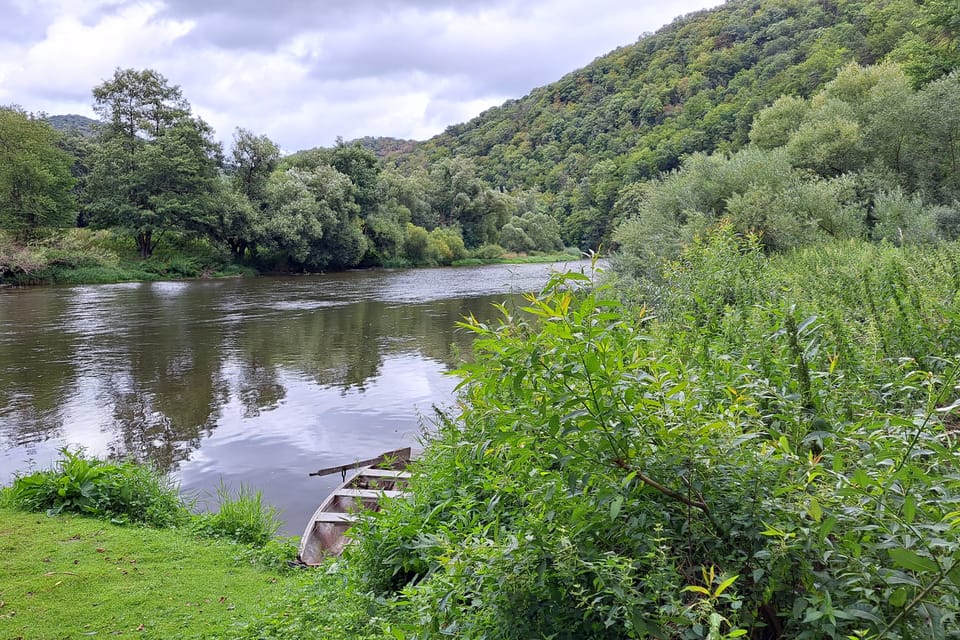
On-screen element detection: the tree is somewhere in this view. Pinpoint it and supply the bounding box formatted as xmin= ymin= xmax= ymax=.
xmin=209 ymin=182 xmax=260 ymax=260
xmin=230 ymin=128 xmax=280 ymax=208
xmin=260 ymin=165 xmax=364 ymax=270
xmin=215 ymin=128 xmax=281 ymax=259
xmin=86 ymin=68 xmax=221 ymax=258
xmin=330 ymin=142 xmax=380 ymax=216
xmin=0 ymin=107 xmax=76 ymax=237
xmin=910 ymin=71 xmax=960 ymax=201
xmin=499 ymin=211 xmax=564 ymax=253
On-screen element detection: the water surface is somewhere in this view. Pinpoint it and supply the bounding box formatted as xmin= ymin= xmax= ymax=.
xmin=0 ymin=261 xmax=590 ymax=533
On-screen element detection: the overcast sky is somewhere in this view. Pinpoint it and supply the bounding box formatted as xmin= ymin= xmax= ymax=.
xmin=0 ymin=0 xmax=723 ymax=152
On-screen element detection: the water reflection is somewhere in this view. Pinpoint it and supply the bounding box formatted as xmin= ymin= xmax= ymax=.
xmin=0 ymin=261 xmax=589 ymax=531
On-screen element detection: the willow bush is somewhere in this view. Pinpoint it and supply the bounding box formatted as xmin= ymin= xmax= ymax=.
xmin=350 ymin=233 xmax=960 ymax=639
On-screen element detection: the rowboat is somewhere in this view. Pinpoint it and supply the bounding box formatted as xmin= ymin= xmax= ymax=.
xmin=297 ymin=447 xmax=412 ymax=565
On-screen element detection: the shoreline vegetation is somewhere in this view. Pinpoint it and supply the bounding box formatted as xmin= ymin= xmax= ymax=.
xmin=0 ymin=228 xmax=582 ymax=288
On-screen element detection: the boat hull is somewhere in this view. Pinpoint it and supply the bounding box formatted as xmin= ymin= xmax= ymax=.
xmin=297 ymin=449 xmax=412 ymax=565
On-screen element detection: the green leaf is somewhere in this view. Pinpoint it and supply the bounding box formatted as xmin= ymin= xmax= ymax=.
xmin=714 ymin=574 xmax=739 ymax=598
xmin=903 ymin=494 xmax=916 ymax=524
xmin=947 ymin=560 xmax=960 ymax=587
xmin=584 ymin=352 xmax=601 ymax=374
xmin=852 ymin=469 xmax=871 ymax=487
xmin=888 ymin=587 xmax=908 ymax=607
xmin=609 ymin=495 xmax=623 ymax=520
xmin=888 ymin=548 xmax=939 ymax=573
xmin=818 ymin=516 xmax=837 ymax=541
xmin=807 ymin=497 xmax=822 ymax=522
xmin=797 ymin=315 xmax=819 ymax=334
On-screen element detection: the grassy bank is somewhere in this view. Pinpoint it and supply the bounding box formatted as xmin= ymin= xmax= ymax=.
xmin=452 ymin=249 xmax=583 ymax=267
xmin=0 ymin=506 xmax=309 ymax=639
xmin=0 ymin=229 xmax=253 ymax=287
xmin=0 ymin=229 xmax=581 ymax=287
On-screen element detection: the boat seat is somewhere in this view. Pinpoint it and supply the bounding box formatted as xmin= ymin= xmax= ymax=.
xmin=356 ymin=469 xmax=412 ymax=478
xmin=311 ymin=512 xmax=357 ymax=523
xmin=334 ymin=488 xmax=407 ymax=499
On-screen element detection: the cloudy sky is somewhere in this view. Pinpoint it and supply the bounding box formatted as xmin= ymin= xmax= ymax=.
xmin=0 ymin=0 xmax=723 ymax=152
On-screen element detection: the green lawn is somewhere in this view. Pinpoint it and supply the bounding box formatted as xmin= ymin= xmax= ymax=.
xmin=0 ymin=508 xmax=308 ymax=640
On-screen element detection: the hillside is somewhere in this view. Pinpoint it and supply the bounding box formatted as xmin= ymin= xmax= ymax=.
xmin=351 ymin=135 xmax=419 ymax=158
xmin=389 ymin=0 xmax=959 ymax=247
xmin=46 ymin=113 xmax=100 ymax=136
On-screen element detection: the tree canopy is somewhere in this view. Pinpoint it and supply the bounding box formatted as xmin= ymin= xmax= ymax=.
xmin=85 ymin=68 xmax=221 ymax=258
xmin=0 ymin=107 xmax=76 ymax=237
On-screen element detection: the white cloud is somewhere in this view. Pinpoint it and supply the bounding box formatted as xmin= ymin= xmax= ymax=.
xmin=0 ymin=0 xmax=723 ymax=150
xmin=0 ymin=2 xmax=193 ymax=109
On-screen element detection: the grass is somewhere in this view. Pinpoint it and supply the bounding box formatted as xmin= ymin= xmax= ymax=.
xmin=191 ymin=483 xmax=281 ymax=546
xmin=452 ymin=250 xmax=583 ymax=266
xmin=0 ymin=506 xmax=309 ymax=640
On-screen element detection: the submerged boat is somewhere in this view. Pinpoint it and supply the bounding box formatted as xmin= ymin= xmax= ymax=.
xmin=297 ymin=447 xmax=413 ymax=565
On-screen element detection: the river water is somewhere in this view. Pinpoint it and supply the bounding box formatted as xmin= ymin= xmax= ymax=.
xmin=0 ymin=261 xmax=591 ymax=534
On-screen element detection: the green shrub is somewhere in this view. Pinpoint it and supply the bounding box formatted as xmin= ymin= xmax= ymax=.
xmin=351 ymin=244 xmax=960 ymax=639
xmin=428 ymin=226 xmax=468 ymax=265
xmin=192 ymin=482 xmax=281 ymax=547
xmin=236 ymin=536 xmax=300 ymax=571
xmin=10 ymin=448 xmax=188 ymax=527
xmin=470 ymin=243 xmax=506 ymax=259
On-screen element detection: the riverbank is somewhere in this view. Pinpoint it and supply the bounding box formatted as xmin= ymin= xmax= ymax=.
xmin=0 ymin=229 xmax=582 ymax=288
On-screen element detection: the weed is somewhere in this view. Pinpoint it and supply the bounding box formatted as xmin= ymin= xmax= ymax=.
xmin=191 ymin=481 xmax=281 ymax=547
xmin=10 ymin=447 xmax=188 ymax=527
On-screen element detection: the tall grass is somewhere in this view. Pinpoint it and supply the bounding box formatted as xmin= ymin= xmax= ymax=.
xmin=191 ymin=482 xmax=282 ymax=546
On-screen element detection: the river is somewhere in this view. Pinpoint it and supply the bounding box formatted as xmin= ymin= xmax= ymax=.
xmin=0 ymin=260 xmax=592 ymax=534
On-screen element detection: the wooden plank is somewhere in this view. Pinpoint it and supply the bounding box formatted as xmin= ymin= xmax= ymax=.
xmin=308 ymin=447 xmax=412 ymax=477
xmin=334 ymin=488 xmax=406 ymax=499
xmin=311 ymin=512 xmax=357 ymax=523
xmin=356 ymin=469 xmax=412 ymax=479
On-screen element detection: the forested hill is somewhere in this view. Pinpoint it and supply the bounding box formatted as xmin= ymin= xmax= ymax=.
xmin=46 ymin=114 xmax=100 ymax=136
xmin=388 ymin=0 xmax=959 ymax=248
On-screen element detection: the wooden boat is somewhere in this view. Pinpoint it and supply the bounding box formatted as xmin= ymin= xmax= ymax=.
xmin=297 ymin=447 xmax=412 ymax=565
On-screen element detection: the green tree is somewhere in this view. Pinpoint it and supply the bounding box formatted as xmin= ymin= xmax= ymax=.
xmin=379 ymin=168 xmax=433 ymax=229
xmin=0 ymin=107 xmax=76 ymax=237
xmin=230 ymin=128 xmax=280 ymax=208
xmin=403 ymin=222 xmax=434 ymax=265
xmin=910 ymin=71 xmax=960 ymax=201
xmin=870 ymin=187 xmax=939 ymax=245
xmin=428 ymin=226 xmax=468 ymax=264
xmin=210 ymin=182 xmax=260 ymax=259
xmin=215 ymin=128 xmax=280 ymax=259
xmin=86 ymin=68 xmax=221 ymax=258
xmin=330 ymin=142 xmax=380 ymax=216
xmin=260 ymin=165 xmax=364 ymax=270
xmin=499 ymin=211 xmax=564 ymax=253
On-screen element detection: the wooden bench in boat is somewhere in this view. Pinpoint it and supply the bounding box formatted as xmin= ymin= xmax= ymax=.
xmin=334 ymin=488 xmax=405 ymax=499
xmin=298 ymin=447 xmax=414 ymax=565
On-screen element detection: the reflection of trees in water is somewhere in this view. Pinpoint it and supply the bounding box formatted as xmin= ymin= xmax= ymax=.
xmin=107 ymin=388 xmax=201 ymax=472
xmin=100 ymin=307 xmax=230 ymax=470
xmin=0 ymin=291 xmax=75 ymax=450
xmin=235 ymin=355 xmax=286 ymax=418
xmin=0 ymin=281 xmax=525 ymax=473
xmin=237 ymin=293 xmax=518 ymax=392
